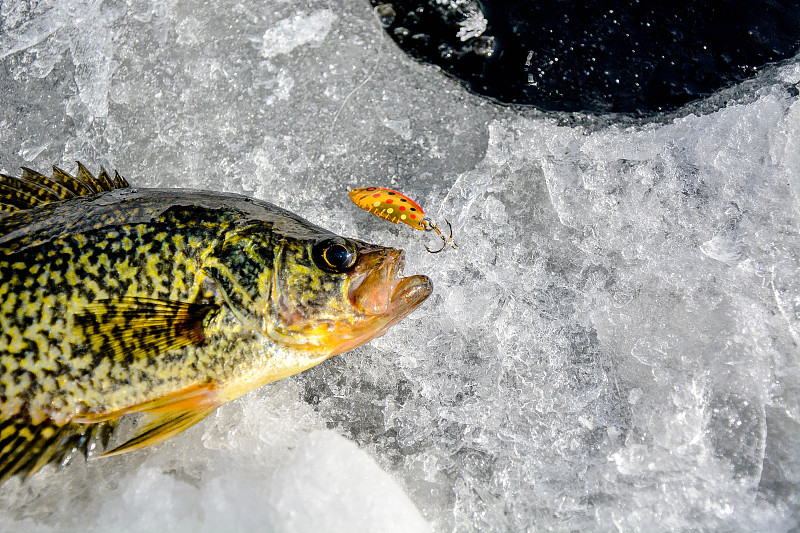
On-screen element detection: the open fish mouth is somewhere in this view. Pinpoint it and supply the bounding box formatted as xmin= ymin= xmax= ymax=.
xmin=349 ymin=249 xmax=432 ymax=320
xmin=298 ymin=248 xmax=432 ymax=356
xmin=264 ymin=246 xmax=431 ymax=356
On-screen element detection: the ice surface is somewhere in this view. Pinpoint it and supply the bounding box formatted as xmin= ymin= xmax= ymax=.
xmin=260 ymin=431 xmax=431 ymax=533
xmin=80 ymin=428 xmax=430 ymax=533
xmin=1 ymin=0 xmax=800 ymax=531
xmin=260 ymin=11 xmax=336 ymax=59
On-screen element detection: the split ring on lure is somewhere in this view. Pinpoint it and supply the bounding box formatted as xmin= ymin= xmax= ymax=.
xmin=349 ymin=187 xmax=457 ymax=253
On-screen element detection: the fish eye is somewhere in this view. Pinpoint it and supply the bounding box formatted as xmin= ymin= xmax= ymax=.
xmin=312 ymin=237 xmax=358 ymax=273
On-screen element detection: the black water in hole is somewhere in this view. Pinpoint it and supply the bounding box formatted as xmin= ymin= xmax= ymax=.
xmin=371 ymin=0 xmax=800 ymax=114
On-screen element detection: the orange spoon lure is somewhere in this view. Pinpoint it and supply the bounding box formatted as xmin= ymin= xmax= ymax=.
xmin=349 ymin=187 xmax=457 ymax=253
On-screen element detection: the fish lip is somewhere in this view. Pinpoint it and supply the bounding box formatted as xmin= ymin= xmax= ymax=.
xmin=348 ymin=248 xmax=432 ymax=317
xmin=387 ymin=252 xmax=432 ymax=313
xmin=386 ymin=273 xmax=433 ymax=319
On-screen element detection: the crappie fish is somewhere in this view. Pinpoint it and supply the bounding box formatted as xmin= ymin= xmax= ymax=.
xmin=0 ymin=164 xmax=432 ymax=483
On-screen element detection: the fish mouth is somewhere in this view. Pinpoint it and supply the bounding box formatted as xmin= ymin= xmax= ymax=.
xmin=386 ymin=273 xmax=433 ymax=319
xmin=264 ymin=246 xmax=430 ymax=357
xmin=349 ymin=249 xmax=432 ymax=319
xmin=313 ymin=248 xmax=431 ymax=356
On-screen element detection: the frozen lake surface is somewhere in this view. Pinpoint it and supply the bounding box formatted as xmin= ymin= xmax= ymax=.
xmin=1 ymin=0 xmax=799 ymax=531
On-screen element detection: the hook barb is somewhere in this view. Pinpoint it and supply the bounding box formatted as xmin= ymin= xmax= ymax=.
xmin=423 ymin=218 xmax=457 ymax=254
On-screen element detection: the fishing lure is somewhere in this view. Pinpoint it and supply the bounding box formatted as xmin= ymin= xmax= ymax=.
xmin=349 ymin=187 xmax=457 ymax=253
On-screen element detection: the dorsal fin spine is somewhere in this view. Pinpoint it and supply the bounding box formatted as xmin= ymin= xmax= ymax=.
xmin=96 ymin=167 xmax=115 ymax=191
xmin=20 ymin=167 xmax=77 ymax=201
xmin=0 ymin=163 xmax=130 ymax=213
xmin=113 ymin=170 xmax=130 ymax=188
xmin=53 ymin=166 xmax=93 ymax=196
xmin=76 ymin=162 xmax=103 ymax=193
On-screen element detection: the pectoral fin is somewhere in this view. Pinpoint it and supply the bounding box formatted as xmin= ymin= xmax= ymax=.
xmin=76 ymin=297 xmax=220 ymax=364
xmin=101 ymin=406 xmax=217 ymax=457
xmin=76 ymin=383 xmax=221 ymax=457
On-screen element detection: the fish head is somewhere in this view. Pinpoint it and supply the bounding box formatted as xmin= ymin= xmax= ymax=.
xmin=264 ymin=234 xmax=432 ymax=356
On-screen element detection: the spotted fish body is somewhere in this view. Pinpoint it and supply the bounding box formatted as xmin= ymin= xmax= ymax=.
xmin=0 ymin=165 xmax=432 ymax=482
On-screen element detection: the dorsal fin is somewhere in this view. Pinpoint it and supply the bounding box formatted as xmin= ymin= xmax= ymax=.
xmin=0 ymin=173 xmax=62 ymax=211
xmin=0 ymin=163 xmax=130 ymax=213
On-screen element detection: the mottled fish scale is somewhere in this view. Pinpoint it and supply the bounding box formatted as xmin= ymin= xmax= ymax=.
xmin=0 ymin=173 xmax=306 ymax=428
xmin=0 ymin=217 xmax=239 ymax=422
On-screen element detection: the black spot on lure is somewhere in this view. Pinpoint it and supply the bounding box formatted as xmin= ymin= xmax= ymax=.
xmin=0 ymin=163 xmax=432 ymax=483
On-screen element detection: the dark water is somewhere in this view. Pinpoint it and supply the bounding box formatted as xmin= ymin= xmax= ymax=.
xmin=370 ymin=0 xmax=800 ymax=113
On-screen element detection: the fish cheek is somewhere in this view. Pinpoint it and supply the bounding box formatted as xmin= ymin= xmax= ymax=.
xmin=275 ymin=247 xmax=347 ymax=328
